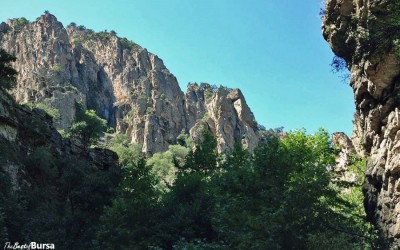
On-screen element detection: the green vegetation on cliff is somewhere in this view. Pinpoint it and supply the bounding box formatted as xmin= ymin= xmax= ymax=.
xmin=62 ymin=103 xmax=106 ymax=146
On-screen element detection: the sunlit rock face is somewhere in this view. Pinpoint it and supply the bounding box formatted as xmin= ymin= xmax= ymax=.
xmin=323 ymin=0 xmax=400 ymax=245
xmin=0 ymin=13 xmax=260 ymax=154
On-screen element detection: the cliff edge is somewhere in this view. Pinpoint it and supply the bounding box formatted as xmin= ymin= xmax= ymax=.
xmin=323 ymin=0 xmax=400 ymax=245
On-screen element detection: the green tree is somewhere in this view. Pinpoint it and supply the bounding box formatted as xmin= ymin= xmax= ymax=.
xmin=68 ymin=104 xmax=106 ymax=146
xmin=181 ymin=130 xmax=218 ymax=174
xmin=59 ymin=156 xmax=121 ymax=249
xmin=0 ymin=49 xmax=17 ymax=91
xmin=147 ymin=144 xmax=189 ymax=192
xmin=150 ymin=131 xmax=219 ymax=248
xmin=97 ymin=144 xmax=159 ymax=249
xmin=211 ymin=129 xmax=378 ymax=249
xmin=155 ymin=172 xmax=217 ymax=249
xmin=0 ymin=143 xmax=121 ymax=249
xmin=94 ymin=127 xmax=379 ymax=249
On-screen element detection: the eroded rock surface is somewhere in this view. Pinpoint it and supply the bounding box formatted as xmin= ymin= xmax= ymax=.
xmin=323 ymin=0 xmax=400 ymax=245
xmin=0 ymin=14 xmax=260 ymax=154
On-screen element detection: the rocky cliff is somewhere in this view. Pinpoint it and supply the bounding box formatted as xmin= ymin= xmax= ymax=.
xmin=0 ymin=88 xmax=119 ymax=189
xmin=0 ymin=87 xmax=121 ymax=247
xmin=0 ymin=13 xmax=260 ymax=154
xmin=323 ymin=0 xmax=400 ymax=245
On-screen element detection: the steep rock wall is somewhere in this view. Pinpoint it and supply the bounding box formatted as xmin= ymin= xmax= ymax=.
xmin=323 ymin=0 xmax=400 ymax=245
xmin=0 ymin=89 xmax=119 ymax=187
xmin=0 ymin=13 xmax=259 ymax=154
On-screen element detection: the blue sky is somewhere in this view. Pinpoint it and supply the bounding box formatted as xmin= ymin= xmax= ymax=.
xmin=1 ymin=0 xmax=354 ymax=135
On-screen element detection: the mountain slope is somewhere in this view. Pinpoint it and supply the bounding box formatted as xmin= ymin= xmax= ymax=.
xmin=0 ymin=13 xmax=260 ymax=154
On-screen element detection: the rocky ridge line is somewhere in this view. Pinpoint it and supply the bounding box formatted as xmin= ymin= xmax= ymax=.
xmin=0 ymin=14 xmax=260 ymax=154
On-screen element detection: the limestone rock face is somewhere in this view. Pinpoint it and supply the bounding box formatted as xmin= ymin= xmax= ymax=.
xmin=185 ymin=83 xmax=258 ymax=152
xmin=0 ymin=14 xmax=260 ymax=154
xmin=323 ymin=0 xmax=400 ymax=244
xmin=332 ymin=132 xmax=357 ymax=183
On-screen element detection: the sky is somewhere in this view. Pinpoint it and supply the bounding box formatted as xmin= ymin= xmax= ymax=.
xmin=1 ymin=0 xmax=354 ymax=135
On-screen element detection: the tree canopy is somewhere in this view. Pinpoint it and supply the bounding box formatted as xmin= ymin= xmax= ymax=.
xmin=96 ymin=128 xmax=381 ymax=249
xmin=66 ymin=104 xmax=106 ymax=146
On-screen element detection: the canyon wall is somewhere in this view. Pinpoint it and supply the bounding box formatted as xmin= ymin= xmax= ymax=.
xmin=323 ymin=0 xmax=400 ymax=245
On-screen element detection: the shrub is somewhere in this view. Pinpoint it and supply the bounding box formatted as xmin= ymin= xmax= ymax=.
xmin=119 ymin=37 xmax=142 ymax=52
xmin=73 ymin=37 xmax=82 ymax=43
xmin=14 ymin=18 xmax=29 ymax=28
xmin=176 ymin=132 xmax=194 ymax=148
xmin=67 ymin=22 xmax=76 ymax=29
xmin=64 ymin=83 xmax=79 ymax=93
xmin=145 ymin=107 xmax=155 ymax=115
xmin=51 ymin=64 xmax=62 ymax=72
xmin=67 ymin=104 xmax=106 ymax=146
xmin=31 ymin=102 xmax=60 ymax=120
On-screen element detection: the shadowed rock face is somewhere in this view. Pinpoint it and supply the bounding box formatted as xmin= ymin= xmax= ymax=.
xmin=323 ymin=0 xmax=400 ymax=244
xmin=0 ymin=13 xmax=259 ymax=154
xmin=0 ymin=89 xmax=119 ymax=190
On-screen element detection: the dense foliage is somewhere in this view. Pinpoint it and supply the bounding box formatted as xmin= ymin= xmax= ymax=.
xmin=0 ymin=126 xmax=382 ymax=249
xmin=96 ymin=129 xmax=380 ymax=249
xmin=367 ymin=0 xmax=400 ymax=59
xmin=0 ymin=145 xmax=121 ymax=249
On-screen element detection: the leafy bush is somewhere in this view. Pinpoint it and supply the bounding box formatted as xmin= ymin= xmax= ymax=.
xmin=201 ymin=83 xmax=217 ymax=100
xmin=331 ymin=56 xmax=350 ymax=82
xmin=145 ymin=106 xmax=155 ymax=114
xmin=64 ymin=83 xmax=79 ymax=93
xmin=147 ymin=144 xmax=189 ymax=192
xmin=122 ymin=109 xmax=136 ymax=125
xmin=73 ymin=36 xmax=83 ymax=43
xmin=176 ymin=132 xmax=194 ymax=148
xmin=14 ymin=18 xmax=29 ymax=28
xmin=106 ymin=126 xmax=115 ymax=134
xmin=51 ymin=64 xmax=62 ymax=72
xmin=119 ymin=37 xmax=142 ymax=52
xmin=28 ymin=102 xmax=60 ymax=120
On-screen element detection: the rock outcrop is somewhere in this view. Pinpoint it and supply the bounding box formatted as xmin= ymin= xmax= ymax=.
xmin=323 ymin=0 xmax=400 ymax=245
xmin=332 ymin=132 xmax=358 ymax=184
xmin=0 ymin=14 xmax=260 ymax=154
xmin=0 ymin=87 xmax=120 ymax=247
